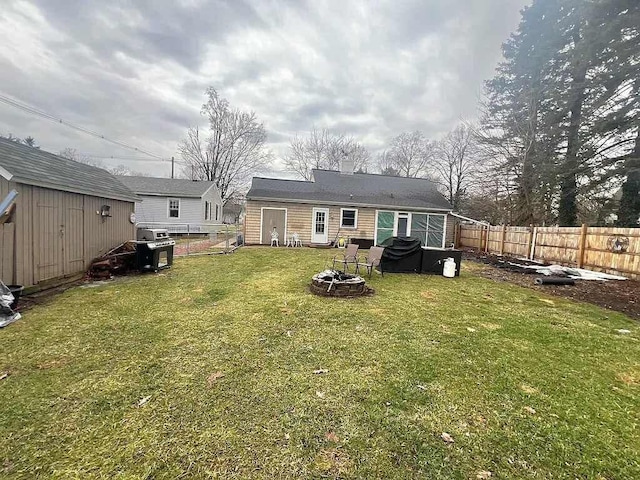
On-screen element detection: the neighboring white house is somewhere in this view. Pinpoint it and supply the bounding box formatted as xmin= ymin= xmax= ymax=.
xmin=116 ymin=176 xmax=223 ymax=234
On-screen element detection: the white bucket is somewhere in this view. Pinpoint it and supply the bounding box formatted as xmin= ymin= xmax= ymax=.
xmin=443 ymin=257 xmax=456 ymax=278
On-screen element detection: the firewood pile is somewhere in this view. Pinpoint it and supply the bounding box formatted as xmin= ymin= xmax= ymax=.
xmin=87 ymin=241 xmax=138 ymax=279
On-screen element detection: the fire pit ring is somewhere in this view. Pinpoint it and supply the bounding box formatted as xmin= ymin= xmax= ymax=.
xmin=310 ymin=270 xmax=374 ymax=298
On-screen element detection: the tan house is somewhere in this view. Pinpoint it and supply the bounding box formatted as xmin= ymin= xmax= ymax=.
xmin=0 ymin=138 xmax=138 ymax=289
xmin=245 ymin=161 xmax=454 ymax=247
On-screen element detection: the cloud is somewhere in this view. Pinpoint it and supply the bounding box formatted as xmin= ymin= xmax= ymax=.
xmin=0 ymin=0 xmax=530 ymax=177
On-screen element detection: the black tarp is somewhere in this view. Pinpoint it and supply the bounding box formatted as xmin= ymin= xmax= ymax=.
xmin=380 ymin=237 xmax=423 ymax=273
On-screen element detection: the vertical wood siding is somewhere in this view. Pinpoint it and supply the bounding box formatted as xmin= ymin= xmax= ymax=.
xmin=0 ymin=179 xmax=135 ymax=287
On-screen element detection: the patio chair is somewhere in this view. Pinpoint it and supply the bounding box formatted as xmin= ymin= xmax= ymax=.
xmin=356 ymin=246 xmax=384 ymax=278
xmin=270 ymin=228 xmax=279 ymax=247
xmin=332 ymin=243 xmax=359 ymax=272
xmin=286 ymin=232 xmax=302 ymax=247
xmin=293 ymin=232 xmax=303 ymax=247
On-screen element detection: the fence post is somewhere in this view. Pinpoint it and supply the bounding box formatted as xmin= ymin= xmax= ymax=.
xmin=577 ymin=223 xmax=588 ymax=268
xmin=225 ymin=224 xmax=229 ymax=252
xmin=484 ymin=225 xmax=489 ymax=253
xmin=186 ymin=224 xmax=190 ymax=256
xmin=529 ymin=225 xmax=537 ymax=260
xmin=500 ymin=224 xmax=506 ymax=255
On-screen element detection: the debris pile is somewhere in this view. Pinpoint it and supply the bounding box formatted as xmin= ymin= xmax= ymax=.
xmin=87 ymin=241 xmax=138 ymax=280
xmin=0 ymin=281 xmax=21 ymax=328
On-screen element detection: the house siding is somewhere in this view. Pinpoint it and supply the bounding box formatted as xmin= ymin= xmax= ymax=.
xmin=245 ymin=199 xmax=454 ymax=246
xmin=201 ymin=186 xmax=223 ymax=223
xmin=134 ymin=190 xmax=223 ymax=229
xmin=0 ymin=177 xmax=134 ymax=288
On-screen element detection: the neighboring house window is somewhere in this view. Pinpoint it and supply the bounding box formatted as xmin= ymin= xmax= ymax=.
xmin=340 ymin=208 xmax=358 ymax=228
xmin=168 ymin=198 xmax=180 ymax=218
xmin=215 ymin=204 xmax=219 ymax=221
xmin=204 ymin=201 xmax=211 ymax=220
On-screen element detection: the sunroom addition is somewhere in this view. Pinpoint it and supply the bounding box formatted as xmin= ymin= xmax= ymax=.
xmin=375 ymin=211 xmax=446 ymax=248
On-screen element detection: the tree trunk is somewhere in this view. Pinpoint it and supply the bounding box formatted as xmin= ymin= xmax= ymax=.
xmin=558 ymin=30 xmax=587 ymax=226
xmin=616 ymin=129 xmax=640 ymax=227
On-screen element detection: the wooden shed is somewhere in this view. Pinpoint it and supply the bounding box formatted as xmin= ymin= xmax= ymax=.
xmin=0 ymin=138 xmax=138 ymax=290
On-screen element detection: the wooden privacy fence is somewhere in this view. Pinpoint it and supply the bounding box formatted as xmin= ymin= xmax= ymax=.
xmin=457 ymin=224 xmax=640 ymax=280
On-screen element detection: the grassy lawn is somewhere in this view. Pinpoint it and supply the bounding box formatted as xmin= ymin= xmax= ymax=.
xmin=1 ymin=247 xmax=639 ymax=479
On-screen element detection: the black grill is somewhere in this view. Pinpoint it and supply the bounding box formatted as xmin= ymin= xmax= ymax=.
xmin=135 ymin=228 xmax=175 ymax=271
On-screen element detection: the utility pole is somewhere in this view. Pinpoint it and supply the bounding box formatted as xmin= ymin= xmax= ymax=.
xmin=171 ymin=156 xmax=174 ymax=179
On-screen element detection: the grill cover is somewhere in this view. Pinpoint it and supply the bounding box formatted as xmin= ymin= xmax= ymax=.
xmin=380 ymin=237 xmax=423 ymax=273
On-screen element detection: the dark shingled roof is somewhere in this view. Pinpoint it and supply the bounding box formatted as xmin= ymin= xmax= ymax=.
xmin=116 ymin=176 xmax=216 ymax=198
xmin=0 ymin=137 xmax=137 ymax=202
xmin=247 ymin=169 xmax=452 ymax=210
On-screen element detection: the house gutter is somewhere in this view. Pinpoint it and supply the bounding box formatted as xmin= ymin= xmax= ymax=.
xmin=449 ymin=212 xmax=491 ymax=226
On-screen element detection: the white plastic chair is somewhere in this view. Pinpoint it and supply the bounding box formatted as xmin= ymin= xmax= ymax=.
xmin=293 ymin=232 xmax=302 ymax=247
xmin=270 ymin=228 xmax=279 ymax=247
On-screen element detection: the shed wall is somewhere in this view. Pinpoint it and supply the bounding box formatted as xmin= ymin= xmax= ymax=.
xmin=0 ymin=178 xmax=134 ymax=287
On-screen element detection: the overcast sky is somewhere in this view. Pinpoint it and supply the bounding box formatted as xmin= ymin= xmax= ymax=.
xmin=0 ymin=0 xmax=530 ymax=178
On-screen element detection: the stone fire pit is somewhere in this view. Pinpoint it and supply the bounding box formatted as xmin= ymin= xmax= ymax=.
xmin=310 ymin=270 xmax=374 ymax=297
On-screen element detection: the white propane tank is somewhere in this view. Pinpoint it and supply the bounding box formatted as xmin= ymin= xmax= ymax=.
xmin=443 ymin=257 xmax=456 ymax=278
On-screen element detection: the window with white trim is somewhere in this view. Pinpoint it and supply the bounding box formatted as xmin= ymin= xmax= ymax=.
xmin=215 ymin=204 xmax=219 ymax=221
xmin=411 ymin=213 xmax=445 ymax=248
xmin=340 ymin=208 xmax=357 ymax=228
xmin=204 ymin=201 xmax=211 ymax=220
xmin=168 ymin=198 xmax=180 ymax=218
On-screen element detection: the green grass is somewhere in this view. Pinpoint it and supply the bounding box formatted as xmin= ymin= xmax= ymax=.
xmin=1 ymin=247 xmax=639 ymax=479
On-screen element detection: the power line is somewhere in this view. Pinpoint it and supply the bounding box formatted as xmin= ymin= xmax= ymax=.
xmin=0 ymin=92 xmax=170 ymax=161
xmin=80 ymin=153 xmax=187 ymax=165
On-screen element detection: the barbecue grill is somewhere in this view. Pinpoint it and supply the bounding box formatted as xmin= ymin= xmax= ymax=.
xmin=135 ymin=228 xmax=175 ymax=271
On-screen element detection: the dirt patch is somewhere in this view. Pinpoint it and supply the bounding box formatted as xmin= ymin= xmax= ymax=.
xmin=464 ymin=251 xmax=640 ymax=320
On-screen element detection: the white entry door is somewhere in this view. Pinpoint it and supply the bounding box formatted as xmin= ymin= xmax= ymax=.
xmin=311 ymin=208 xmax=329 ymax=243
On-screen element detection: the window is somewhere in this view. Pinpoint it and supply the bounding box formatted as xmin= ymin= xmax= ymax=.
xmin=204 ymin=201 xmax=211 ymax=220
xmin=411 ymin=213 xmax=445 ymax=248
xmin=168 ymin=199 xmax=180 ymax=218
xmin=376 ymin=211 xmax=395 ymax=245
xmin=340 ymin=208 xmax=358 ymax=228
xmin=215 ymin=204 xmax=219 ymax=221
xmin=376 ymin=211 xmax=446 ymax=247
xmin=397 ymin=212 xmax=409 ymax=236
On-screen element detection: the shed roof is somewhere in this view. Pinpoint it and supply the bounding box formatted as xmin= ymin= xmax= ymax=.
xmin=0 ymin=137 xmax=138 ymax=202
xmin=116 ymin=175 xmax=216 ymax=198
xmin=247 ymin=169 xmax=452 ymax=210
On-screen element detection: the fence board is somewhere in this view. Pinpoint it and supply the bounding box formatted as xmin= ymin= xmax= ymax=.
xmin=459 ymin=224 xmax=640 ymax=280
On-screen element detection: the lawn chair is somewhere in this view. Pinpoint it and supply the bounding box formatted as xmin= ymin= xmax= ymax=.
xmin=332 ymin=243 xmax=359 ymax=272
xmin=356 ymin=246 xmax=384 ymax=278
xmin=270 ymin=227 xmax=279 ymax=247
xmin=293 ymin=232 xmax=303 ymax=247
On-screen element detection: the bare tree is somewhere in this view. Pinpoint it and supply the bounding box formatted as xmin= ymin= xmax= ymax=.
xmin=59 ymin=148 xmax=138 ymax=176
xmin=431 ymin=124 xmax=483 ymax=210
xmin=284 ymin=127 xmax=370 ymax=180
xmin=179 ymin=88 xmax=272 ymax=200
xmin=377 ymin=131 xmax=433 ymax=178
